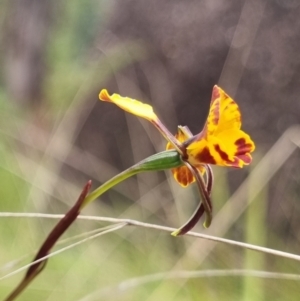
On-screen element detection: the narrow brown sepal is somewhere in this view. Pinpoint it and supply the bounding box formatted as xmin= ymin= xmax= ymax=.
xmin=171 ymin=162 xmax=213 ymax=236
xmin=171 ymin=204 xmax=205 ymax=236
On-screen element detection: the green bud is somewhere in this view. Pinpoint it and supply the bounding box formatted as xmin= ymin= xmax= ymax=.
xmin=134 ymin=150 xmax=183 ymax=172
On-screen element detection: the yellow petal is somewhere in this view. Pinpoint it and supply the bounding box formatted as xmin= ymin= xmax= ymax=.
xmin=99 ymin=89 xmax=184 ymax=155
xmin=205 ymin=85 xmax=241 ymax=136
xmin=187 ymin=85 xmax=255 ymax=168
xmin=99 ymin=89 xmax=158 ymax=122
xmin=187 ymin=129 xmax=255 ymax=167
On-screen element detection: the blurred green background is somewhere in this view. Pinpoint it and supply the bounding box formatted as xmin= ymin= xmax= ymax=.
xmin=1 ymin=0 xmax=300 ymax=300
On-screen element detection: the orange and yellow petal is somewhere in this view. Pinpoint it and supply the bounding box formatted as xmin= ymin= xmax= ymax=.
xmin=170 ymin=164 xmax=206 ymax=187
xmin=187 ymin=129 xmax=255 ymax=167
xmin=99 ymin=89 xmax=158 ymax=122
xmin=204 ymin=86 xmax=241 ymax=136
xmin=172 ymin=165 xmax=195 ymax=187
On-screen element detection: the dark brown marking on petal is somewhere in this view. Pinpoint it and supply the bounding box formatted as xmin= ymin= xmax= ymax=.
xmin=174 ymin=166 xmax=194 ymax=187
xmin=211 ymin=86 xmax=220 ymax=105
xmin=214 ymin=144 xmax=230 ymax=162
xmin=184 ymin=167 xmax=194 ymax=185
xmin=214 ymin=144 xmax=247 ymax=167
xmin=180 ymin=169 xmax=188 ymax=186
xmin=210 ymin=87 xmax=221 ymax=125
xmin=235 ymin=138 xmax=253 ymax=155
xmin=195 ymin=147 xmax=216 ymax=164
xmin=212 ymin=103 xmax=220 ymax=125
xmin=187 ymin=170 xmax=194 ymax=184
xmin=235 ymin=138 xmax=246 ymax=147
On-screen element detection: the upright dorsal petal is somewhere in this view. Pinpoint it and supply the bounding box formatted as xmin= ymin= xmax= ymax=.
xmin=204 ymin=86 xmax=241 ymax=136
xmin=187 ymin=86 xmax=254 ymax=168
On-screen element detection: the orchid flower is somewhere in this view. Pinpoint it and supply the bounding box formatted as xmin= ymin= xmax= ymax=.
xmin=99 ymin=86 xmax=255 ymax=235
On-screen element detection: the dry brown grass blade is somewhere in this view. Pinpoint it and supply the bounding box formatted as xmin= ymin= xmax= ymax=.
xmin=3 ymin=180 xmax=92 ymax=301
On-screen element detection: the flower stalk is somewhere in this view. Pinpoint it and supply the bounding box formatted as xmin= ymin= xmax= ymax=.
xmin=81 ymin=150 xmax=183 ymax=209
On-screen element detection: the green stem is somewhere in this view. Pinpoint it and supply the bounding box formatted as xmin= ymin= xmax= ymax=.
xmin=80 ymin=150 xmax=183 ymax=209
xmin=81 ymin=167 xmax=138 ymax=209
